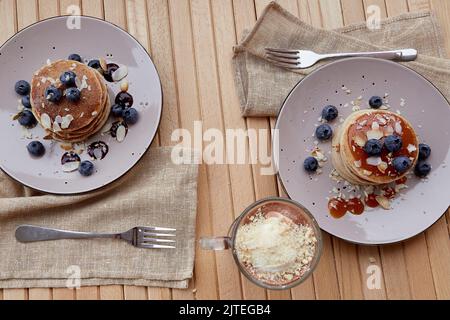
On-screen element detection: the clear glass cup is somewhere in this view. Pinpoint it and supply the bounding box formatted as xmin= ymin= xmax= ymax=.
xmin=200 ymin=197 xmax=323 ymax=290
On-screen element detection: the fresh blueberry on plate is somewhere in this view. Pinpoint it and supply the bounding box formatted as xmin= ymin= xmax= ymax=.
xmin=45 ymin=86 xmax=62 ymax=103
xmin=15 ymin=80 xmax=30 ymax=96
xmin=304 ymin=157 xmax=319 ymax=173
xmin=315 ymin=124 xmax=333 ymax=141
xmin=22 ymin=95 xmax=31 ymax=108
xmin=79 ymin=160 xmax=95 ymax=177
xmin=68 ymin=53 xmax=82 ymax=62
xmin=384 ymin=135 xmax=403 ymax=153
xmin=322 ymin=105 xmax=338 ymax=122
xmin=369 ymin=96 xmax=383 ymax=109
xmin=123 ymin=108 xmax=139 ymax=125
xmin=414 ymin=161 xmax=431 ymax=178
xmin=18 ymin=110 xmax=37 ymax=128
xmin=418 ymin=143 xmax=431 ymax=160
xmin=88 ymin=59 xmax=101 ymax=70
xmin=65 ymin=87 xmax=81 ymax=102
xmin=111 ymin=104 xmax=125 ymax=118
xmin=364 ymin=139 xmax=383 ymax=156
xmin=60 ymin=71 xmax=77 ymax=87
xmin=27 ymin=141 xmax=45 ymax=158
xmin=392 ymin=156 xmax=412 ymax=173
xmin=115 ymin=92 xmax=133 ymax=108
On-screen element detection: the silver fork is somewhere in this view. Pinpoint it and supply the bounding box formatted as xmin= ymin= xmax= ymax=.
xmin=265 ymin=48 xmax=417 ymax=69
xmin=15 ymin=225 xmax=176 ymax=249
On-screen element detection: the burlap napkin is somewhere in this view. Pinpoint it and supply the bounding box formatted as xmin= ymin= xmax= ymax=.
xmin=0 ymin=147 xmax=199 ymax=289
xmin=233 ymin=2 xmax=450 ymax=117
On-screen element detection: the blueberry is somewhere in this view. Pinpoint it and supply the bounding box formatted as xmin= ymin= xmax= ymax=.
xmin=115 ymin=91 xmax=133 ymax=108
xmin=384 ymin=135 xmax=403 ymax=153
xmin=22 ymin=95 xmax=31 ymax=108
xmin=418 ymin=143 xmax=431 ymax=160
xmin=392 ymin=156 xmax=412 ymax=173
xmin=27 ymin=141 xmax=45 ymax=157
xmin=15 ymin=80 xmax=30 ymax=95
xmin=88 ymin=59 xmax=101 ymax=70
xmin=369 ymin=96 xmax=383 ymax=109
xmin=45 ymin=86 xmax=62 ymax=103
xmin=68 ymin=53 xmax=82 ymax=62
xmin=414 ymin=161 xmax=431 ymax=178
xmin=60 ymin=71 xmax=77 ymax=87
xmin=315 ymin=124 xmax=333 ymax=141
xmin=364 ymin=139 xmax=383 ymax=156
xmin=304 ymin=157 xmax=319 ymax=173
xmin=65 ymin=87 xmax=81 ymax=102
xmin=79 ymin=160 xmax=95 ymax=177
xmin=18 ymin=110 xmax=37 ymax=128
xmin=123 ymin=108 xmax=139 ymax=125
xmin=111 ymin=104 xmax=125 ymax=118
xmin=321 ymin=105 xmax=338 ymax=122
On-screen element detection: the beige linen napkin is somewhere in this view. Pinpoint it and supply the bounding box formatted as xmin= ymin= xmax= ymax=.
xmin=233 ymin=2 xmax=450 ymax=117
xmin=0 ymin=147 xmax=199 ymax=289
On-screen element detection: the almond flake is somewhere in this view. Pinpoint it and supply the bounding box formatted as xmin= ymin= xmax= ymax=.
xmin=376 ymin=196 xmax=391 ymax=209
xmin=92 ymin=111 xmax=98 ymax=117
xmin=395 ymin=122 xmax=403 ymax=134
xmin=371 ymin=122 xmax=380 ymax=130
xmin=61 ymin=115 xmax=74 ymax=129
xmin=366 ymin=129 xmax=383 ymax=140
xmin=407 ymin=144 xmax=417 ymax=154
xmin=366 ymin=157 xmax=382 ymax=166
xmin=377 ymin=161 xmax=388 ymax=173
xmin=41 ymin=113 xmax=52 ymax=129
xmin=62 ymin=161 xmax=80 ymax=173
xmin=116 ymin=124 xmax=127 ymax=142
xmin=99 ymin=58 xmax=108 ymax=72
xmin=354 ymin=135 xmax=366 ymax=148
xmin=354 ymin=160 xmax=362 ymax=168
xmin=112 ymin=65 xmax=128 ymax=82
xmin=395 ymin=184 xmax=408 ymax=193
xmin=53 ymin=121 xmax=62 ymax=132
xmin=120 ymin=79 xmax=129 ymax=92
xmin=362 ymin=170 xmax=373 ymax=176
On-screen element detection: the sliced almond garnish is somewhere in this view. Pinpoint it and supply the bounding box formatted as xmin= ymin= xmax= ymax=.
xmin=367 ymin=157 xmax=382 ymax=166
xmin=61 ymin=115 xmax=74 ymax=129
xmin=395 ymin=122 xmax=403 ymax=134
xmin=112 ymin=65 xmax=128 ymax=82
xmin=367 ymin=129 xmax=383 ymax=140
xmin=116 ymin=124 xmax=127 ymax=142
xmin=407 ymin=144 xmax=417 ymax=154
xmin=362 ymin=170 xmax=373 ymax=176
xmin=53 ymin=121 xmax=62 ymax=132
xmin=354 ymin=160 xmax=362 ymax=168
xmin=377 ymin=161 xmax=388 ymax=173
xmin=41 ymin=113 xmax=52 ymax=129
xmin=354 ymin=135 xmax=366 ymax=148
xmin=371 ymin=122 xmax=380 ymax=131
xmin=99 ymin=58 xmax=108 ymax=72
xmin=376 ymin=196 xmax=391 ymax=210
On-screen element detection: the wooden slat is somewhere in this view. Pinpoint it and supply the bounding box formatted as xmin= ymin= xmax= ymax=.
xmin=384 ymin=0 xmax=437 ymax=300
xmin=340 ymin=0 xmax=366 ymax=24
xmin=166 ymin=0 xmax=217 ymax=301
xmin=190 ymin=0 xmax=244 ymax=300
xmin=429 ymin=0 xmax=450 ymax=54
xmin=99 ymin=285 xmax=124 ymax=300
xmin=2 ymin=289 xmax=28 ymax=300
xmin=407 ymin=0 xmax=431 ymax=12
xmin=39 ymin=0 xmax=59 ymax=19
xmin=52 ymin=288 xmax=76 ymax=300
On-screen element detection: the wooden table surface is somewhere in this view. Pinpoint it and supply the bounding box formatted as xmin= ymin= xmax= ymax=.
xmin=1 ymin=0 xmax=449 ymax=300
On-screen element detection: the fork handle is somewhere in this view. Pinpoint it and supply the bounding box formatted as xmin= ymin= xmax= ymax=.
xmin=15 ymin=225 xmax=119 ymax=243
xmin=320 ymin=49 xmax=417 ymax=62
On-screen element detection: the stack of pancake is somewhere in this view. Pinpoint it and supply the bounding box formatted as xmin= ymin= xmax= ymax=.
xmin=30 ymin=60 xmax=110 ymax=143
xmin=332 ymin=109 xmax=419 ymax=185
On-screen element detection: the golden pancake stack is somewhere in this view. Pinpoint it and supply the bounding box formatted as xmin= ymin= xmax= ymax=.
xmin=30 ymin=60 xmax=110 ymax=143
xmin=332 ymin=109 xmax=419 ymax=185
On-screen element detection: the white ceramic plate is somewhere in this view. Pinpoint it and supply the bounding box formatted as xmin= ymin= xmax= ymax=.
xmin=274 ymin=58 xmax=450 ymax=245
xmin=0 ymin=16 xmax=162 ymax=194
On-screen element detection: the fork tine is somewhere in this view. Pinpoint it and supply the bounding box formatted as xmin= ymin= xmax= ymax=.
xmin=143 ymin=238 xmax=176 ymax=243
xmin=143 ymin=231 xmax=176 ymax=237
xmin=265 ymin=50 xmax=298 ymax=60
xmin=266 ymin=56 xmax=300 ymax=69
xmin=139 ymin=243 xmax=176 ymax=249
xmin=265 ymin=47 xmax=299 ymax=54
xmin=140 ymin=226 xmax=176 ymax=232
xmin=266 ymin=53 xmax=299 ymax=64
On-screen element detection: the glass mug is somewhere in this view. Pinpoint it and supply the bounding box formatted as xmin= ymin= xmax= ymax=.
xmin=200 ymin=197 xmax=323 ymax=290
